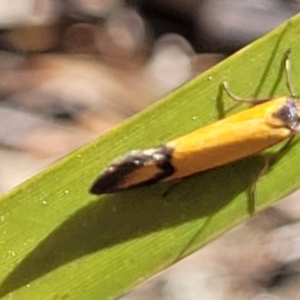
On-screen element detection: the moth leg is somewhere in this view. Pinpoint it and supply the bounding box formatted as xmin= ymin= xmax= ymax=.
xmin=284 ymin=48 xmax=296 ymax=98
xmin=162 ymin=179 xmax=182 ymax=197
xmin=222 ymin=81 xmax=270 ymax=105
xmin=247 ymin=161 xmax=269 ymax=215
xmin=247 ymin=135 xmax=295 ymax=215
xmin=223 ymin=48 xmax=296 ymax=106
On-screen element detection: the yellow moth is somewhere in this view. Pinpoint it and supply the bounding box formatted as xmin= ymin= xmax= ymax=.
xmin=90 ymin=50 xmax=300 ymax=195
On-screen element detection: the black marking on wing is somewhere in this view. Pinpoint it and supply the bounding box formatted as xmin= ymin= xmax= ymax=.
xmin=89 ymin=145 xmax=175 ymax=194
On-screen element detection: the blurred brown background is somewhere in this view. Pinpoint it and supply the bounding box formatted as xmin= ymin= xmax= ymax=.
xmin=1 ymin=1 xmax=300 ymax=299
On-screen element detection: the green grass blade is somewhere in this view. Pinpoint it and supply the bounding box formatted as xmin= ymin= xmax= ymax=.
xmin=2 ymin=13 xmax=300 ymax=300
